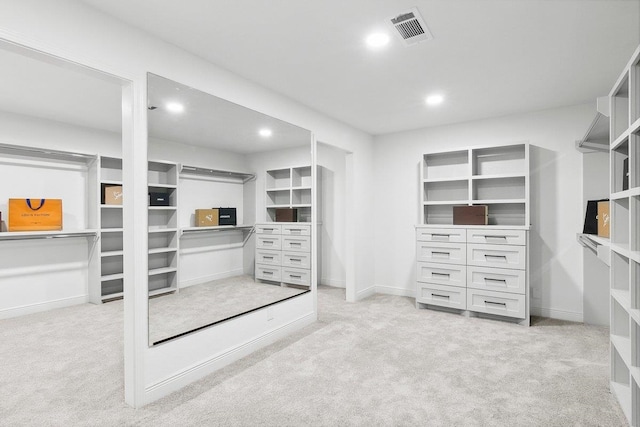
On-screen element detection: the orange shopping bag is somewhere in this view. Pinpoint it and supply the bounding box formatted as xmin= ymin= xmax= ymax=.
xmin=8 ymin=198 xmax=63 ymax=231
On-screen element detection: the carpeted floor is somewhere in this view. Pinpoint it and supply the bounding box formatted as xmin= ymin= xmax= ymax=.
xmin=0 ymin=286 xmax=628 ymax=426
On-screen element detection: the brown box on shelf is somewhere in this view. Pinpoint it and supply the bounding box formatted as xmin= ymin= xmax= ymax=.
xmin=597 ymin=201 xmax=610 ymax=237
xmin=103 ymin=185 xmax=123 ymax=205
xmin=276 ymin=208 xmax=298 ymax=222
xmin=453 ymin=205 xmax=488 ymax=225
xmin=195 ymin=209 xmax=219 ymax=227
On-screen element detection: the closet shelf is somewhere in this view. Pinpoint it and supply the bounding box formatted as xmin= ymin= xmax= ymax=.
xmin=148 ymin=267 xmax=177 ymax=276
xmin=611 ymin=334 xmax=632 ymax=367
xmin=471 ymin=173 xmax=526 ymax=180
xmin=148 ymin=247 xmax=178 ymax=255
xmin=577 ymin=233 xmax=611 ymax=265
xmin=0 ymin=229 xmax=98 ymax=241
xmin=101 ymin=250 xmax=124 ymax=258
xmin=611 ymin=289 xmax=631 ymax=312
xmin=101 ymin=273 xmax=124 ymax=282
xmin=423 ymin=176 xmax=469 ymax=183
xmin=180 ymin=164 xmax=255 ymax=183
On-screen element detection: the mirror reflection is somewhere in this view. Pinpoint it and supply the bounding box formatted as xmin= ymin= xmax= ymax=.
xmin=146 ymin=73 xmax=312 ymax=345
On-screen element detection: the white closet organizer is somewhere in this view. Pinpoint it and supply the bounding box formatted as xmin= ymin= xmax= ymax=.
xmin=147 ymin=160 xmax=179 ymax=296
xmin=416 ymin=142 xmax=530 ymax=326
xmin=606 ymin=44 xmax=640 ymax=425
xmin=255 ymin=222 xmax=311 ymax=287
xmin=265 ymin=165 xmax=312 ymax=222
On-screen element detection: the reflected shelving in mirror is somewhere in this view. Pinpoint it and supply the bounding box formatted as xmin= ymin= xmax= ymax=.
xmin=180 ymin=165 xmax=256 ymax=183
xmin=0 ymin=230 xmax=99 ymax=241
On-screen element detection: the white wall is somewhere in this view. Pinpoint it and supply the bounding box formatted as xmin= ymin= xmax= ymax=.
xmin=373 ymin=103 xmax=594 ymax=321
xmin=0 ymin=0 xmax=374 ymax=406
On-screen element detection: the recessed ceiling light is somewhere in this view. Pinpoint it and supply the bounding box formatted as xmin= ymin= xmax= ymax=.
xmin=425 ymin=94 xmax=444 ymax=106
xmin=366 ymin=32 xmax=390 ymax=49
xmin=259 ymin=128 xmax=272 ymax=138
xmin=165 ymin=102 xmax=184 ymax=113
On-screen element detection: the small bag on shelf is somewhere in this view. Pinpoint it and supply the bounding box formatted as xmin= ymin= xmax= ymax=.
xmin=8 ymin=198 xmax=63 ymax=231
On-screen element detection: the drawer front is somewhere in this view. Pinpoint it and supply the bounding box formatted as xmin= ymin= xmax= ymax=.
xmin=466 ymin=288 xmax=526 ymax=319
xmin=282 ymin=251 xmax=310 ymax=269
xmin=282 ymin=267 xmax=311 ymax=286
xmin=416 ymin=227 xmax=466 ymax=243
xmin=255 ymin=264 xmax=282 ymax=282
xmin=255 ymin=224 xmax=282 ymax=235
xmin=466 ymin=229 xmax=526 ymax=246
xmin=467 ymin=266 xmax=526 ymax=294
xmin=416 ymin=241 xmax=466 ymax=265
xmin=282 ymin=224 xmax=311 ymax=236
xmin=467 ymin=244 xmax=526 ymax=270
xmin=416 ymin=282 xmax=466 ymax=310
xmin=255 ymin=249 xmax=281 ymax=266
xmin=256 ymin=235 xmax=282 ymax=250
xmin=282 ymin=235 xmax=311 ymax=252
xmin=416 ymin=262 xmax=466 ymax=288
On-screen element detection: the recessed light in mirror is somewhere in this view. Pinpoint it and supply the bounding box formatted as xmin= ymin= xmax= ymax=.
xmin=259 ymin=128 xmax=272 ymax=138
xmin=425 ymin=94 xmax=444 ymax=106
xmin=366 ymin=32 xmax=390 ymax=49
xmin=165 ymin=102 xmax=184 ymax=113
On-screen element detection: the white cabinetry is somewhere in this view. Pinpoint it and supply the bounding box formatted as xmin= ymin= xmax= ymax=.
xmin=606 ymin=44 xmax=640 ymax=425
xmin=265 ymin=166 xmax=312 ymax=222
xmin=416 ymin=143 xmax=530 ymax=325
xmin=255 ymin=222 xmax=311 ymax=287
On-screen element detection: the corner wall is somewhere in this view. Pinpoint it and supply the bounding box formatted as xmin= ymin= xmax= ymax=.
xmin=373 ymin=103 xmax=595 ymax=321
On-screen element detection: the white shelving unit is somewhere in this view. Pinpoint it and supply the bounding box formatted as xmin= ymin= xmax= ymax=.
xmin=608 ymin=44 xmax=640 ymax=426
xmin=416 ymin=142 xmax=530 ymax=325
xmin=148 ymin=160 xmax=179 ymax=296
xmin=265 ymin=165 xmax=312 ymax=222
xmin=420 ymin=143 xmax=530 ymax=227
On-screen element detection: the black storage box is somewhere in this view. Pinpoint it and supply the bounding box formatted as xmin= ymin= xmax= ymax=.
xmin=583 ymin=198 xmax=609 ymax=234
xmin=217 ymin=207 xmax=237 ymax=226
xmin=149 ymin=192 xmax=170 ymax=206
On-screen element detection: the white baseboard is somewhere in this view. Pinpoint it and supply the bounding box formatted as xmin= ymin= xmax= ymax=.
xmin=531 ymin=306 xmax=583 ymax=323
xmin=144 ymin=312 xmax=316 ymax=404
xmin=179 ymin=268 xmax=245 ymax=289
xmin=375 ymin=285 xmax=415 ymax=298
xmin=0 ymin=294 xmax=88 ymax=319
xmin=320 ymin=278 xmax=345 ymax=288
xmin=355 ymin=285 xmax=376 ymax=301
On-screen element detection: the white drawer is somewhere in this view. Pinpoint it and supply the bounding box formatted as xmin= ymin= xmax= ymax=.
xmin=255 ymin=249 xmax=281 ymax=266
xmin=282 ymin=224 xmax=311 ymax=236
xmin=466 ymin=288 xmax=526 ymax=319
xmin=255 ymin=264 xmax=281 ymax=282
xmin=467 ymin=266 xmax=526 ymax=294
xmin=416 ymin=282 xmax=466 ymax=310
xmin=416 ymin=262 xmax=466 ymax=288
xmin=256 ymin=235 xmax=282 ymax=250
xmin=466 ymin=229 xmax=526 ymax=246
xmin=467 ymin=244 xmax=526 ymax=270
xmin=416 ymin=241 xmax=466 ymax=265
xmin=282 ymin=251 xmax=310 ymax=269
xmin=282 ymin=235 xmax=311 ymax=252
xmin=281 ymin=266 xmax=310 ymax=286
xmin=416 ymin=227 xmax=466 ymax=243
xmin=255 ymin=224 xmax=282 ymax=235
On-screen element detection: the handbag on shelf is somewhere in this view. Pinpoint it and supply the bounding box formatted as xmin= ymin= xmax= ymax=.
xmin=8 ymin=198 xmax=63 ymax=231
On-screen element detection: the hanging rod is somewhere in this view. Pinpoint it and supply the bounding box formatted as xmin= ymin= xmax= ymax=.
xmin=180 ymin=225 xmax=255 ymax=236
xmin=0 ymin=230 xmax=99 ymax=242
xmin=0 ymin=142 xmax=96 ymax=163
xmin=179 ymin=165 xmax=256 ymax=183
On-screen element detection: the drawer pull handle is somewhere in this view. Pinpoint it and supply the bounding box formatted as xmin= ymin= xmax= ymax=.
xmin=289 ymin=228 xmax=302 ymax=232
xmin=432 ymin=251 xmax=450 ymax=257
xmin=484 ymin=300 xmax=506 ymax=306
xmin=432 ymin=293 xmax=450 ymax=299
xmin=263 ymin=256 xmax=274 ymax=260
xmin=484 ymin=254 xmax=507 ymax=260
xmin=290 ymin=258 xmax=302 ymax=262
xmin=264 ymin=228 xmax=275 ymax=231
xmin=290 ymin=242 xmax=302 ymax=246
xmin=289 ymin=274 xmax=302 ymax=279
xmin=484 ymin=277 xmax=507 ymax=283
xmin=264 ymin=241 xmax=274 ymax=245
xmin=432 ymin=233 xmax=450 ymax=239
xmin=263 ymin=271 xmax=273 ymax=275
xmin=484 ymin=235 xmax=507 ymax=240
xmin=432 ymin=272 xmax=451 ymax=278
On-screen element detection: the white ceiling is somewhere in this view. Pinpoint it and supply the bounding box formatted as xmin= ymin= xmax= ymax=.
xmin=79 ymin=0 xmax=640 ymax=135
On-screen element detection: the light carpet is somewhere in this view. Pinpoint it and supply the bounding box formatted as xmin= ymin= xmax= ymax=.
xmin=0 ymin=286 xmax=627 ymax=426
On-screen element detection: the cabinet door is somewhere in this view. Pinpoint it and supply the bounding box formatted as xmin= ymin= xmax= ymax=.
xmin=416 ymin=241 xmax=466 ymax=265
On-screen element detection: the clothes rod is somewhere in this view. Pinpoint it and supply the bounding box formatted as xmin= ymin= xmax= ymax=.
xmin=0 ymin=142 xmax=96 ymax=160
xmin=0 ymin=232 xmax=98 ymax=241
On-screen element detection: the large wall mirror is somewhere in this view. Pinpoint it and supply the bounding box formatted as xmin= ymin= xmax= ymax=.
xmin=146 ymin=73 xmax=313 ymax=345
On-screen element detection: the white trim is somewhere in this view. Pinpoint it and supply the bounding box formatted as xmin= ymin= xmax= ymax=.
xmin=0 ymin=295 xmax=88 ymax=319
xmin=531 ymin=306 xmax=583 ymax=323
xmin=319 ymin=278 xmax=346 ymax=288
xmin=355 ymin=285 xmax=376 ymax=301
xmin=143 ymin=312 xmax=315 ymax=404
xmin=374 ymin=285 xmax=415 ymax=298
xmin=179 ymin=268 xmax=245 ymax=289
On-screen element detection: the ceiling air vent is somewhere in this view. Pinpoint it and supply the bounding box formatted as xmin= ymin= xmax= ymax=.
xmin=388 ymin=7 xmax=433 ymax=46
